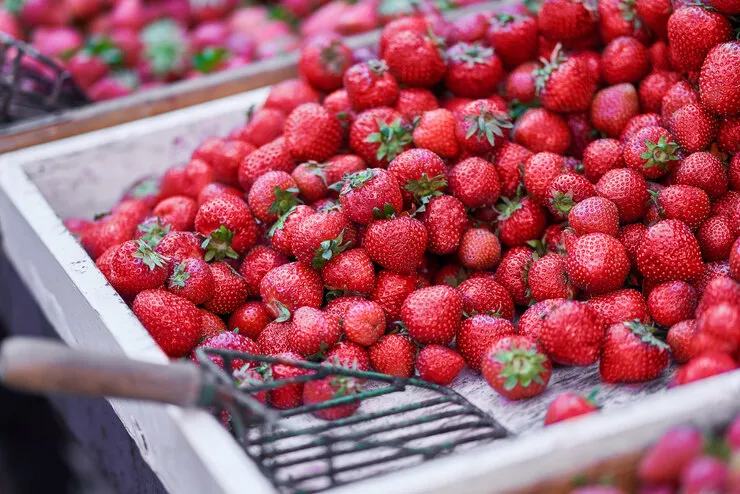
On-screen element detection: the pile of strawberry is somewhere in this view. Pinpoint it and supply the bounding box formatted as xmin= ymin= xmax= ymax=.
xmin=67 ymin=0 xmax=740 ymax=415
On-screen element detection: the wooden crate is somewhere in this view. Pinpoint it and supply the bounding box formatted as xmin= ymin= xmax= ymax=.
xmin=1 ymin=88 xmax=739 ymax=494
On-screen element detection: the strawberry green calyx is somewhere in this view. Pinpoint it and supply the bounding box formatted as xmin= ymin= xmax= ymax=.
xmin=133 ymin=240 xmax=168 ymax=271
xmin=453 ymin=42 xmax=495 ymax=67
xmin=365 ymin=118 xmax=413 ymax=162
xmin=406 ymin=173 xmax=447 ymax=213
xmin=443 ymin=267 xmax=468 ymax=288
xmin=533 ymin=43 xmax=566 ymax=95
xmin=130 ymin=178 xmax=160 ymax=199
xmin=339 ymin=169 xmax=377 ymax=196
xmin=585 ymin=387 xmax=600 ymax=407
xmin=550 ymin=190 xmax=576 ymax=216
xmin=201 ymin=225 xmax=239 ymax=262
xmin=271 ymin=300 xmax=292 ymax=323
xmin=268 ymin=206 xmax=297 ymax=237
xmin=86 ymin=36 xmax=124 ymax=67
xmin=321 ymin=42 xmax=349 ymax=75
xmin=330 ymin=374 xmax=363 ymax=397
xmin=625 ymin=320 xmax=670 ymax=349
xmin=316 ymin=200 xmax=342 ymax=213
xmin=141 ymin=19 xmax=189 ymax=79
xmin=305 ymin=161 xmax=328 ymax=185
xmin=372 ymin=202 xmax=398 ymax=220
xmin=492 ymin=12 xmax=516 ymax=24
xmin=494 ymin=344 xmax=549 ymax=390
xmin=648 ymin=189 xmax=665 ymax=219
xmin=269 ymin=187 xmax=303 ymax=217
xmin=464 ymin=105 xmax=514 ymax=147
xmin=94 ymin=211 xmax=111 ymax=220
xmin=192 ymin=47 xmax=229 ymax=74
xmin=496 ymin=196 xmax=524 ymax=221
xmin=138 ymin=218 xmax=171 ymax=247
xmin=169 ymin=262 xmax=191 ymax=289
xmin=313 ymin=229 xmax=352 ymax=269
xmin=640 ymin=135 xmax=680 ymax=171
xmin=618 ymin=0 xmax=642 ymax=25
xmin=367 ymin=59 xmax=390 ymax=76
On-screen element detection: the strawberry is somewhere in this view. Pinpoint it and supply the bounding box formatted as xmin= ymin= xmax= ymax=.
xmin=284 ymin=103 xmax=343 ymax=163
xmin=195 ymin=195 xmax=258 ymax=260
xmin=434 ymin=264 xmax=469 ymax=288
xmin=445 ymin=42 xmax=504 ymax=99
xmin=344 ymin=60 xmax=399 ymax=111
xmin=620 ymin=113 xmax=665 ymax=143
xmin=638 ymin=72 xmax=682 ymax=114
xmin=382 ymin=30 xmax=446 ymax=88
xmin=395 ymin=88 xmax=439 ymax=121
xmin=264 ymin=79 xmax=320 ymax=115
xmin=518 ymin=299 xmax=565 ymax=340
xmin=565 ymin=112 xmax=597 ymax=159
xmin=292 ymin=210 xmax=356 ymax=268
xmin=133 ymin=289 xmax=201 ymax=357
xmin=494 ymin=246 xmax=535 ymax=306
xmin=647 ymin=281 xmax=697 ymax=328
xmin=540 ymin=301 xmax=605 ymax=365
xmin=201 ymin=262 xmax=247 ymax=315
xmin=349 ymin=108 xmax=412 ymax=167
xmin=496 ymin=196 xmax=547 ymax=247
xmin=566 ymin=233 xmax=630 ymax=294
xmin=649 ymin=41 xmax=673 ymax=70
xmin=661 ymin=81 xmax=700 ymax=121
xmin=154 ymin=231 xmax=203 ymax=264
xmin=543 ymin=391 xmax=599 ymax=425
xmin=482 ymin=335 xmax=552 ymax=400
xmin=247 ymin=171 xmax=300 ymax=225
xmin=699 ymin=42 xmax=740 ymax=117
xmin=421 ymin=195 xmax=467 ymax=255
xmin=416 ymin=345 xmax=465 ymax=386
xmin=719 ymin=117 xmax=740 ymax=154
xmin=534 ymin=46 xmax=597 ymax=113
xmin=342 ymin=300 xmax=385 ymax=347
xmin=711 ymin=0 xmax=740 ymax=13
xmin=667 ymin=319 xmax=697 ymax=364
xmin=192 ymin=138 xmax=255 ymax=187
xmin=457 ymin=278 xmax=515 ymax=320
xmin=568 ymin=197 xmax=620 ymax=237
xmin=323 ymin=89 xmax=356 ymax=129
xmin=590 ymin=83 xmax=640 ymax=138
xmin=674 ymin=152 xmax=728 ymax=200
xmin=368 ymin=334 xmax=416 ymax=377
xmin=289 ymin=307 xmax=341 ymax=357
xmin=529 ymin=253 xmax=578 ymax=301
xmin=232 ymin=107 xmax=286 ymax=148
xmin=668 ymin=104 xmax=718 ymax=154
xmin=731 ymin=239 xmax=740 ymax=280
xmin=504 ymin=62 xmax=538 ymax=103
xmin=135 ymin=216 xmax=172 ymax=248
xmin=238 ymin=137 xmax=296 ymax=190
xmin=587 ymin=288 xmax=650 ymax=326
xmin=238 ymin=246 xmax=287 ymax=297
xmin=522 ymin=152 xmax=565 ymax=206
xmin=697 ymin=302 xmax=740 ymax=352
xmin=458 ymin=228 xmax=502 ymax=271
xmin=583 ymin=139 xmax=624 ymax=183
xmin=364 ymin=216 xmax=427 ymax=274
xmin=667 ymin=6 xmax=732 ymax=72
xmin=635 ymin=0 xmax=672 ymax=39
xmin=197 ymin=183 xmax=242 ymax=207
xmin=493 ymin=142 xmax=532 ymax=197
xmin=537 ymin=0 xmax=596 ymax=43
xmin=671 ymin=351 xmax=736 ymax=387
xmin=180 ymin=159 xmax=214 ymax=199
xmin=257 ymin=322 xmax=293 ymax=355
xmin=448 ymin=157 xmax=501 ymax=208
xmin=513 ymin=108 xmax=572 ymax=155
xmin=623 ymin=126 xmax=680 ymax=180
xmin=637 ymin=220 xmax=704 ymax=282
xmin=152 ymin=196 xmax=197 ymax=232
xmin=601 ymin=320 xmax=670 ymax=383
xmin=269 ymin=205 xmax=315 ymax=257
xmin=655 ymin=185 xmax=710 ymax=231
xmin=543 ymin=223 xmax=571 ymax=254
xmin=167 ymin=257 xmax=214 ymax=305
xmin=412 ymin=109 xmax=460 ymax=158
xmin=595 ymin=168 xmax=650 ymax=224
xmin=322 ymin=248 xmax=375 ymax=296
xmin=601 ymin=36 xmax=650 ymax=85
xmin=378 ymin=15 xmax=435 ymax=57
xmin=228 ymin=302 xmax=270 ymax=340
xmin=694 ymin=269 xmax=737 ymax=307
xmin=267 ymin=352 xmax=309 ymax=409
xmin=455 ymin=99 xmax=513 ymax=155
xmin=402 ymin=285 xmax=463 ymax=345
xmin=638 ymin=426 xmax=704 ymax=485
xmin=303 ymin=374 xmax=362 ymax=420
xmin=457 ymin=315 xmax=516 ymax=371
xmin=598 ymin=0 xmax=651 ymax=45
xmin=298 ymin=35 xmax=353 ymax=92
xmin=486 ymin=13 xmax=538 ymax=68
xmin=194 ymin=331 xmax=259 ymax=372
xmin=95 ymin=245 xmax=118 ymax=281
xmin=325 ymin=341 xmax=371 ymax=371
xmin=339 ymin=169 xmax=404 ymax=224
xmin=109 ymin=240 xmax=168 ymax=298
xmin=260 ymin=262 xmax=323 ymax=320
xmin=80 ymin=213 xmax=139 ymax=261
xmin=199 ymin=310 xmax=228 ymax=341
xmin=698 ymin=216 xmax=735 ymax=262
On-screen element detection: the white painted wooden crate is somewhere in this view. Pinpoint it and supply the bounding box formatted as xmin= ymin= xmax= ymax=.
xmin=1 ymin=89 xmax=740 ymax=494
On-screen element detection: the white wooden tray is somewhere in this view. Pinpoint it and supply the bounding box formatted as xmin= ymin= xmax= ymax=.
xmin=1 ymin=88 xmax=739 ymax=494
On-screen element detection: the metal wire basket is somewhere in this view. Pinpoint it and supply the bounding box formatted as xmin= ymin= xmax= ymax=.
xmin=0 ymin=33 xmax=88 ymax=124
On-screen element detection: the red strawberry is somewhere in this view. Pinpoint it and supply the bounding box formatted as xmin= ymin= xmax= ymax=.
xmin=482 ymin=335 xmax=552 ymax=400
xmin=647 ymin=281 xmax=697 ymax=328
xmin=719 ymin=117 xmax=740 ymax=154
xmin=231 ymin=107 xmax=286 ymax=148
xmin=513 ymin=108 xmax=572 ymax=155
xmin=697 ymin=302 xmax=740 ymax=352
xmin=456 ymin=315 xmax=516 ymax=371
xmin=402 ymin=285 xmax=462 ymax=345
xmin=667 ymin=319 xmax=697 ymax=364
xmin=257 ymin=322 xmax=293 ymax=355
xmin=197 ymin=183 xmax=242 ymax=207
xmin=228 ymin=302 xmax=269 ymax=340
xmin=192 ymin=138 xmax=255 ymax=187
xmin=637 ymin=220 xmax=704 ymax=282
xmin=635 ymin=0 xmax=672 ymax=39
xmin=421 ymin=195 xmax=467 ymax=255
xmin=601 ymin=320 xmax=670 ymax=383
xmin=284 ymin=103 xmax=343 ymax=163
xmin=638 ymin=426 xmax=704 ymax=486
xmin=154 ymin=231 xmax=202 ymax=264
xmin=601 ymin=36 xmax=650 ymax=85
xmin=289 ymin=307 xmax=341 ymax=357
xmin=268 ymin=205 xmax=315 ymax=257
xmin=80 ymin=212 xmax=140 ymax=261
xmin=322 ymin=248 xmax=375 ymax=296
xmin=265 ymin=79 xmax=320 ymax=115
xmin=445 ymin=42 xmax=504 ymax=99
xmin=434 ymin=264 xmax=469 ymax=288
xmin=667 ymin=6 xmax=732 ymax=72
xmin=342 ymin=300 xmax=385 ymax=347
xmin=544 ymin=391 xmax=598 ymax=425
xmin=238 ymin=137 xmax=296 ymax=190
xmin=497 ymin=195 xmax=548 ymax=247
xmin=202 ymin=262 xmax=247 ymax=315
xmin=167 ymin=257 xmax=213 ymax=305
xmin=458 ymin=228 xmax=502 ymax=271
xmin=323 ymin=89 xmax=356 ymax=129
xmin=623 ymin=126 xmax=680 ymax=180
xmin=292 ymin=210 xmax=355 ymax=268
xmin=238 ymin=246 xmax=287 ymax=297
xmin=669 ymin=105 xmax=718 ymax=154
xmin=671 ymin=351 xmax=736 ymax=387
xmin=540 ymin=301 xmax=605 ymax=365
xmin=133 ymin=289 xmax=201 ymax=357
xmin=583 ymin=139 xmax=624 ymax=183
xmin=448 ymin=157 xmax=501 ymax=208
xmin=699 ymin=42 xmax=740 ymax=117
xmin=195 ymin=195 xmax=258 ymax=260
xmin=537 ymin=0 xmax=596 ymax=42
xmin=343 ymin=60 xmax=399 ymax=111
xmin=364 ymin=216 xmax=427 ymax=274
xmin=416 ymin=345 xmax=465 ymax=386
xmin=655 ymin=185 xmax=710 ymax=230
xmin=412 ymin=109 xmax=460 ymax=158
xmin=505 ymin=62 xmax=538 ymax=104
xmin=528 ymin=253 xmax=578 ymax=301
xmin=620 ymin=113 xmax=665 ymax=143
xmin=339 ymin=169 xmax=403 ymax=224
xmin=590 ymin=83 xmax=640 ymax=138
xmin=518 ymin=299 xmax=565 ymax=340
xmin=455 ymin=99 xmax=513 ymax=155
xmin=494 ymin=247 xmax=534 ymax=306
xmin=260 ymin=262 xmax=323 ymax=320
xmin=349 ymin=108 xmax=412 ymax=167
xmin=107 ymin=238 xmax=169 ymax=298
xmin=710 ymin=0 xmax=740 ymax=13
xmin=268 ymin=352 xmax=309 ymax=409
xmin=493 ymin=142 xmax=532 ymax=197
xmin=382 ymin=30 xmax=446 ymax=88
xmin=395 ymin=88 xmax=439 ymax=121
xmin=194 ymin=332 xmax=259 ymax=372
xmin=649 ymin=41 xmax=673 ymax=71
xmin=674 ymin=152 xmax=728 ymax=200
xmin=303 ymin=374 xmax=362 ymax=420
xmin=368 ymin=334 xmax=416 ymax=377
xmin=595 ymin=168 xmax=649 ymax=224
xmin=325 ymin=341 xmax=371 ymax=371
xmin=598 ymin=0 xmax=651 ymax=44
xmin=152 ymin=196 xmax=197 ymax=232
xmin=247 ymin=171 xmax=300 ymax=225
xmin=587 ymin=288 xmax=650 ymax=326
xmin=566 ymin=233 xmax=630 ymax=294
xmin=569 ymin=197 xmax=620 ymax=237
xmin=457 ymin=278 xmax=515 ymax=319
xmin=731 ymin=238 xmax=740 ymax=280
xmin=661 ymin=81 xmax=700 ymax=121
xmin=565 ymin=112 xmax=597 ymax=159
xmin=371 ymin=270 xmax=419 ymax=322
xmin=199 ymin=310 xmax=227 ymax=341
xmin=638 ymin=72 xmax=681 ymax=114
xmin=698 ymin=216 xmax=735 ymax=262
xmin=298 ymin=34 xmax=353 ymax=92
xmin=486 ymin=13 xmax=538 ymax=68
xmin=521 ymin=152 xmax=564 ymax=206
xmin=546 ymin=173 xmax=595 ymax=220
xmin=180 ymin=159 xmax=214 ymax=199
xmin=534 ymin=46 xmax=597 ymax=113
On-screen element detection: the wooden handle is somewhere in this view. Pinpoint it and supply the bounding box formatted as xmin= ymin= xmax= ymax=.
xmin=0 ymin=337 xmax=203 ymax=407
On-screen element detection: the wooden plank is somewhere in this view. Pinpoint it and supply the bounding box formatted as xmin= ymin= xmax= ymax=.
xmin=0 ymin=1 xmax=500 ymax=154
